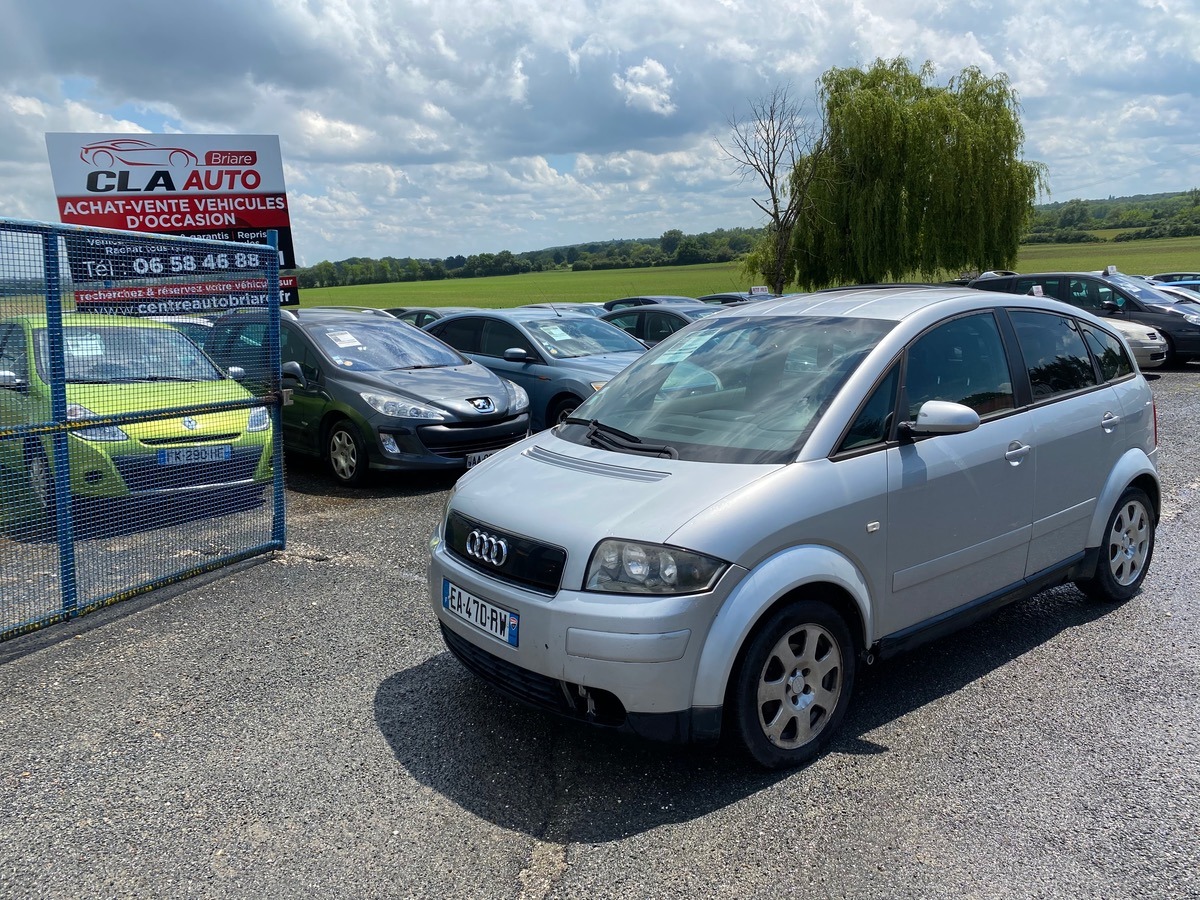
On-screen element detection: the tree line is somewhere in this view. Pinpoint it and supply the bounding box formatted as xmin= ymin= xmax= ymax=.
xmin=1025 ymin=189 xmax=1200 ymax=244
xmin=291 ymin=228 xmax=762 ymax=289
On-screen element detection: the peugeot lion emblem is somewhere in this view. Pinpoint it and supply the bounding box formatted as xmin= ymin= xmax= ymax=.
xmin=182 ymin=416 xmax=199 ymax=430
xmin=470 ymin=397 xmax=496 ymax=413
xmin=465 ymin=529 xmax=508 ymax=567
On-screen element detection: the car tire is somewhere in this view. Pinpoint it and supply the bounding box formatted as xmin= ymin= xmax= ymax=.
xmin=549 ymin=397 xmax=581 ymax=427
xmin=326 ymin=420 xmax=370 ymax=487
xmin=1160 ymin=335 xmax=1178 ymax=368
xmin=730 ymin=599 xmax=856 ymax=770
xmin=1075 ymin=486 xmax=1155 ymax=603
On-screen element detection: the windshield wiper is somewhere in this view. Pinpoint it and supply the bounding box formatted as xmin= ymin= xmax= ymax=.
xmin=390 ymin=364 xmax=445 ymax=370
xmin=572 ymin=418 xmax=679 ymax=459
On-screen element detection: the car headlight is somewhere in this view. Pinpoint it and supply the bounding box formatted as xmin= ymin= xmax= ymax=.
xmin=247 ymin=405 xmax=270 ymax=432
xmin=66 ymin=404 xmax=128 ymax=441
xmin=1183 ymin=313 xmax=1200 ymax=327
xmin=503 ymin=379 xmax=530 ymax=414
xmin=360 ymin=391 xmax=446 ymax=420
xmin=584 ymin=538 xmax=726 ymax=594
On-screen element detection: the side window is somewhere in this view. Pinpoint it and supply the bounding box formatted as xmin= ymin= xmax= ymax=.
xmin=480 ymin=321 xmax=533 ymax=357
xmin=0 ymin=324 xmax=28 ymax=378
xmin=839 ymin=364 xmax=899 ymax=452
xmin=1065 ymin=278 xmax=1100 ymax=312
xmin=281 ymin=327 xmax=320 ymax=381
xmin=1010 ymin=310 xmax=1099 ymax=398
xmin=904 ymin=313 xmax=1015 ymax=418
xmin=1021 ymin=277 xmax=1067 ymax=304
xmin=645 ymin=312 xmax=678 ymax=344
xmin=1094 ymin=282 xmax=1122 ymax=309
xmin=606 ymin=312 xmax=641 ymax=338
xmin=431 ymin=317 xmax=482 ymax=353
xmin=1081 ymin=324 xmax=1133 ymax=381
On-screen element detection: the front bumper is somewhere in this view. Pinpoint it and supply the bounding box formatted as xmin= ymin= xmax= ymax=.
xmin=370 ymin=412 xmax=530 ymax=473
xmin=428 ymin=535 xmax=733 ymax=743
xmin=1126 ymin=337 xmax=1167 ymax=369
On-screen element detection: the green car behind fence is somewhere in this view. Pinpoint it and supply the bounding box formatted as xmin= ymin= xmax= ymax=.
xmin=0 ymin=313 xmax=273 ymax=526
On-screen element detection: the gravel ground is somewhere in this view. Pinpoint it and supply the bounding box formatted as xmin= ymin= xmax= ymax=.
xmin=1 ymin=366 xmax=1197 ymax=900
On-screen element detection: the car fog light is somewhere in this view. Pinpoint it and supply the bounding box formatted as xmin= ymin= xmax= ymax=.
xmin=380 ymin=433 xmax=400 ymax=453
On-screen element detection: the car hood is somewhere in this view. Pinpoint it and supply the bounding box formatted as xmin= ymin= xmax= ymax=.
xmin=64 ymin=378 xmax=252 ymax=414
xmin=448 ymin=430 xmax=781 ymax=579
xmin=61 ymin=379 xmax=262 ymax=441
xmin=549 ymin=351 xmax=644 ymax=380
xmin=334 ymin=363 xmax=514 ymax=415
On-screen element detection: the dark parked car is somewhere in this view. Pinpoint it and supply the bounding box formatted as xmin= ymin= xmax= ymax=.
xmin=601 ymin=303 xmax=720 ymax=346
xmin=696 ymin=292 xmax=776 ymax=305
xmin=385 ymin=307 xmax=477 ymax=328
xmin=970 ymin=269 xmax=1200 ymax=366
xmin=601 ymin=295 xmax=699 ymax=312
xmin=205 ymin=308 xmax=530 ymax=486
xmin=424 ymin=308 xmax=646 ymax=429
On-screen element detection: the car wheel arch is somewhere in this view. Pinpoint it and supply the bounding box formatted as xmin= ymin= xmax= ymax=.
xmin=690 ymin=545 xmax=873 ymax=711
xmin=546 ymin=392 xmax=584 ymax=425
xmin=1086 ymin=451 xmax=1160 ymax=550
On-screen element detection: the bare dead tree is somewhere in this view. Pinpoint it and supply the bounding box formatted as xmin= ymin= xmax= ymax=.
xmin=717 ymin=84 xmax=826 ymax=294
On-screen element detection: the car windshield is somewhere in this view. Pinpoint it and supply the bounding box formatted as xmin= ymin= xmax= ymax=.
xmin=1105 ymin=273 xmax=1184 ymax=305
xmin=559 ymin=315 xmax=894 ymax=464
xmin=518 ymin=317 xmax=646 ymax=358
xmin=36 ymin=325 xmax=224 ymax=383
xmin=307 ymin=319 xmax=466 ymax=371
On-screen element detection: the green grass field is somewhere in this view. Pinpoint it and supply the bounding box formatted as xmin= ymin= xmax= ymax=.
xmin=297 ymin=236 xmax=1200 ymax=309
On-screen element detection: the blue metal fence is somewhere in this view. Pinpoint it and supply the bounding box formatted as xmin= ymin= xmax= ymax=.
xmin=0 ymin=218 xmax=286 ymax=640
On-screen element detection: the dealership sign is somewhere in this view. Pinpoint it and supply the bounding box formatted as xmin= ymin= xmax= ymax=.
xmin=44 ymin=133 xmax=297 ymax=271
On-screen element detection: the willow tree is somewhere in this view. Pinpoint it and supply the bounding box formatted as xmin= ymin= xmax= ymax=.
xmin=791 ymin=58 xmax=1046 ymax=289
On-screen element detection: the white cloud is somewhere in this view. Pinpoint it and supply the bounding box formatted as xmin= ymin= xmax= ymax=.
xmin=0 ymin=0 xmax=1196 ymax=261
xmin=613 ymin=58 xmax=676 ymax=115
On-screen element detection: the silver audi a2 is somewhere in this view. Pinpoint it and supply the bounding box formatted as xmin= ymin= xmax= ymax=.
xmin=427 ymin=286 xmax=1159 ymax=768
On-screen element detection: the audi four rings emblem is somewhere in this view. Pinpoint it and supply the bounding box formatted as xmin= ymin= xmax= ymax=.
xmin=466 ymin=530 xmax=508 ymax=567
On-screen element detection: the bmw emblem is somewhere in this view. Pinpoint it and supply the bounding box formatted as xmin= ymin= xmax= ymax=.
xmin=182 ymin=416 xmax=199 ymax=430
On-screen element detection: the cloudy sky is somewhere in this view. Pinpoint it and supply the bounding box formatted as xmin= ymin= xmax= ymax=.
xmin=2 ymin=0 xmax=1198 ymax=266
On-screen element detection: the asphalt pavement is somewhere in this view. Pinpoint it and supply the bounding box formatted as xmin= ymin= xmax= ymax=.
xmin=1 ymin=367 xmax=1198 ymax=900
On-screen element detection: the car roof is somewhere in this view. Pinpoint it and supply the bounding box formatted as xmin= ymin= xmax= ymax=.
xmin=603 ymin=302 xmax=713 ymax=314
xmin=727 ymin=284 xmax=988 ymax=322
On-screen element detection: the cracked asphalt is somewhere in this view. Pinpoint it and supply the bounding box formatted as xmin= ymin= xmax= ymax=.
xmin=1 ymin=366 xmax=1198 ymax=899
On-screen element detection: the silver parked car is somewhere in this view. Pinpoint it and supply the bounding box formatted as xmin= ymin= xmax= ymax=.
xmin=428 ymin=286 xmax=1159 ymax=768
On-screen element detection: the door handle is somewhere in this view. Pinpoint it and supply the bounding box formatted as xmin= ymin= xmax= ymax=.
xmin=1101 ymin=412 xmax=1122 ymax=433
xmin=1004 ymin=441 xmax=1031 ymax=465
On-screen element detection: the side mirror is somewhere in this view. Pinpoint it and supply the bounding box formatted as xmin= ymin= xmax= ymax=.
xmin=281 ymin=360 xmax=307 ymax=389
xmin=227 ymin=365 xmax=247 ymax=381
xmin=901 ymin=400 xmax=980 ymax=438
xmin=1101 ymin=300 xmax=1121 ymax=313
xmin=503 ymin=347 xmax=534 ymax=362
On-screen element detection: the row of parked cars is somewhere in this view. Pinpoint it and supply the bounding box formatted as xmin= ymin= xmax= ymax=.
xmin=8 ymin=272 xmax=1191 ymax=514
xmin=198 ymin=294 xmax=775 ymax=485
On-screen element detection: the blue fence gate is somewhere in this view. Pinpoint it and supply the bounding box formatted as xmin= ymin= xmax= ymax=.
xmin=0 ymin=218 xmax=286 ymax=640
